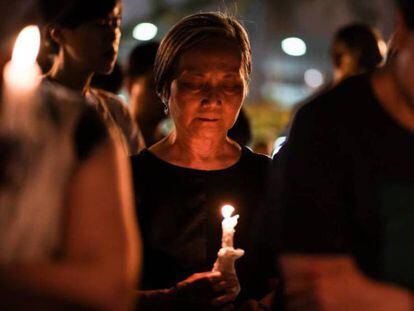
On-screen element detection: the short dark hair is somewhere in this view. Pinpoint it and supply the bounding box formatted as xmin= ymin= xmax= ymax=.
xmin=126 ymin=41 xmax=160 ymax=78
xmin=39 ymin=0 xmax=120 ymax=54
xmin=154 ymin=12 xmax=251 ymax=104
xmin=395 ymin=0 xmax=414 ymax=30
xmin=331 ymin=23 xmax=383 ymax=72
xmin=38 ymin=0 xmax=119 ymax=28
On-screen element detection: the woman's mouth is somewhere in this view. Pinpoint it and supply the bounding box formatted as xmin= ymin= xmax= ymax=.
xmin=197 ymin=117 xmax=219 ymax=122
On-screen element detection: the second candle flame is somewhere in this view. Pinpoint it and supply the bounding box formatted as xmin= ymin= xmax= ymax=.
xmin=12 ymin=25 xmax=41 ymax=68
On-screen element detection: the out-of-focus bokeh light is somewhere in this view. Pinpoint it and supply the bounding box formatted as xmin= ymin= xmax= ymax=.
xmin=304 ymin=69 xmax=324 ymax=88
xmin=12 ymin=25 xmax=41 ymax=67
xmin=281 ymin=37 xmax=307 ymax=56
xmin=133 ymin=23 xmax=158 ymax=41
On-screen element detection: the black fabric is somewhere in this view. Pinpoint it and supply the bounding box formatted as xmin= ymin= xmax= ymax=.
xmin=131 ymin=146 xmax=277 ymax=302
xmin=74 ymin=105 xmax=108 ymax=161
xmin=277 ymin=73 xmax=414 ymax=289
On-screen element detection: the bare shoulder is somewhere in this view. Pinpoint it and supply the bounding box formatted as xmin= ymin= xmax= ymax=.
xmin=91 ymin=88 xmax=129 ymax=112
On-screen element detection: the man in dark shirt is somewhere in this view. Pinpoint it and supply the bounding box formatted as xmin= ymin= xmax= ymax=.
xmin=276 ymin=1 xmax=414 ymax=309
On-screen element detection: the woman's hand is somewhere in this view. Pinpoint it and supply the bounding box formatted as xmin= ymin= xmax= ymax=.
xmin=281 ymin=255 xmax=413 ymax=311
xmin=172 ymin=271 xmax=240 ymax=307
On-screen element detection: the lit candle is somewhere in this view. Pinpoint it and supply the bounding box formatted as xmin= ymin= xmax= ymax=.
xmin=213 ymin=204 xmax=244 ymax=275
xmin=221 ymin=204 xmax=239 ymax=248
xmin=2 ymin=25 xmax=41 ymax=125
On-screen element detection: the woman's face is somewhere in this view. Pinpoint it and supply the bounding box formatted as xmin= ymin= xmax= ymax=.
xmin=60 ymin=2 xmax=122 ymax=74
xmin=168 ymin=37 xmax=247 ymax=140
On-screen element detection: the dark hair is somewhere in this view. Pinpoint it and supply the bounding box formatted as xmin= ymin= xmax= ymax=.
xmin=154 ymin=12 xmax=251 ymax=104
xmin=38 ymin=0 xmax=120 ymax=54
xmin=331 ymin=23 xmax=383 ymax=72
xmin=38 ymin=0 xmax=119 ymax=28
xmin=395 ymin=0 xmax=414 ymax=30
xmin=126 ymin=41 xmax=160 ymax=78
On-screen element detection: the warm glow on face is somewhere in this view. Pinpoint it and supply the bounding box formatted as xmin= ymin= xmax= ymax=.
xmin=221 ymin=204 xmax=235 ymax=218
xmin=11 ymin=25 xmax=41 ymax=68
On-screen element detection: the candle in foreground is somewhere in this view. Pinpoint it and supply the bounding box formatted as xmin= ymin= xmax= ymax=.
xmin=221 ymin=204 xmax=239 ymax=248
xmin=213 ymin=204 xmax=244 ymax=275
xmin=2 ymin=25 xmax=41 ymax=112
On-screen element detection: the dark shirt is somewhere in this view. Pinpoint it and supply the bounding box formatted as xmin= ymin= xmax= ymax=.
xmin=131 ymin=146 xmax=276 ymax=302
xmin=277 ymin=73 xmax=414 ymax=289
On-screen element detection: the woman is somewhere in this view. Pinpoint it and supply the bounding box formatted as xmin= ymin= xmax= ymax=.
xmin=0 ymin=5 xmax=140 ymax=309
xmin=39 ymin=0 xmax=144 ymax=155
xmin=132 ymin=12 xmax=276 ymax=310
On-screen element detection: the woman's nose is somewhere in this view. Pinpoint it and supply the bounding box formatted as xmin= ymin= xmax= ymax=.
xmin=201 ymin=85 xmax=222 ymax=106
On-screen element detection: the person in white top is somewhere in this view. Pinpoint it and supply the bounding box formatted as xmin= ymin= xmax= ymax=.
xmin=0 ymin=1 xmax=141 ymax=309
xmin=40 ymin=0 xmax=144 ymax=155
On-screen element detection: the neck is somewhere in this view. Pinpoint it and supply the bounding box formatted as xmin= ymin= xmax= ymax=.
xmin=170 ymin=131 xmax=230 ymax=160
xmin=47 ymin=52 xmax=93 ymax=94
xmin=151 ymin=130 xmax=241 ymax=170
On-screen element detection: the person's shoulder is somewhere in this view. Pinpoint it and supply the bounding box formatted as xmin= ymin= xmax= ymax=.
xmin=75 ymin=104 xmax=109 ymax=161
xmin=131 ymin=148 xmax=162 ymax=176
xmin=91 ymin=88 xmax=129 ymax=111
xmin=131 ymin=148 xmax=151 ymax=165
xmin=294 ymin=73 xmax=371 ymax=125
xmin=41 ymin=78 xmax=85 ymax=119
xmin=92 ymin=88 xmax=123 ymax=102
xmin=243 ymin=145 xmax=271 ymax=160
xmin=130 ymin=149 xmax=167 ymax=189
xmin=302 ymin=74 xmax=370 ymax=113
xmin=241 ymin=146 xmax=272 ymax=169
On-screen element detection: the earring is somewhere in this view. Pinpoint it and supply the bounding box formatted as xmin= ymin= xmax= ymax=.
xmin=164 ymin=103 xmax=169 ymax=115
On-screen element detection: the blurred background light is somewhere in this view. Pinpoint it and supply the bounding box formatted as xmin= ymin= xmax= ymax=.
xmin=281 ymin=37 xmax=307 ymax=56
xmin=132 ymin=22 xmax=158 ymax=41
xmin=378 ymin=39 xmax=388 ymax=57
xmin=272 ymin=136 xmax=287 ymax=157
xmin=304 ymin=69 xmax=324 ymax=88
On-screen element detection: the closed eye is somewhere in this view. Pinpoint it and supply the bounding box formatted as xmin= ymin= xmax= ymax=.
xmin=180 ymin=81 xmax=204 ymax=91
xmin=222 ymin=83 xmax=244 ymax=94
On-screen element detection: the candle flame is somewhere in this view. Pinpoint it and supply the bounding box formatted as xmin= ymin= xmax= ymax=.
xmin=11 ymin=25 xmax=41 ymax=68
xmin=221 ymin=204 xmax=235 ymax=218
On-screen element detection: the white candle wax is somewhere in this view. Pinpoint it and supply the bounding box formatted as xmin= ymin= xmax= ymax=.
xmin=221 ymin=204 xmax=239 ymax=248
xmin=2 ymin=25 xmax=41 ymax=119
xmin=213 ymin=204 xmax=244 ymax=275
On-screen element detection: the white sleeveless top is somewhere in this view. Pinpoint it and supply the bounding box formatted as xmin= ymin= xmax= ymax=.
xmin=0 ymin=82 xmax=86 ymax=262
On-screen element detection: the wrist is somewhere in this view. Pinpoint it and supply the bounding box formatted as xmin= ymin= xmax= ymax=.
xmin=137 ymin=288 xmax=175 ymax=307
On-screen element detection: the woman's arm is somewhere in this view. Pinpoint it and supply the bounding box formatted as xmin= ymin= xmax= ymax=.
xmin=0 ymin=140 xmax=141 ymax=310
